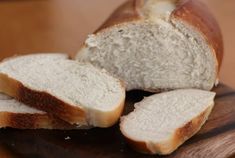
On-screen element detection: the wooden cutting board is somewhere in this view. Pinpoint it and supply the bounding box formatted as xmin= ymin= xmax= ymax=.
xmin=0 ymin=84 xmax=235 ymax=158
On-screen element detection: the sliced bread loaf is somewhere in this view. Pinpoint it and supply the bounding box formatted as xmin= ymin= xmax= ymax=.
xmin=120 ymin=89 xmax=215 ymax=155
xmin=0 ymin=53 xmax=125 ymax=127
xmin=0 ymin=93 xmax=73 ymax=129
xmin=76 ymin=0 xmax=223 ymax=91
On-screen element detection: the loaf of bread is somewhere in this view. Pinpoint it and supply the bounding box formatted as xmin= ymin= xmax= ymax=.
xmin=76 ymin=0 xmax=223 ymax=92
xmin=120 ymin=89 xmax=215 ymax=155
xmin=0 ymin=53 xmax=125 ymax=128
xmin=0 ymin=0 xmax=222 ymax=155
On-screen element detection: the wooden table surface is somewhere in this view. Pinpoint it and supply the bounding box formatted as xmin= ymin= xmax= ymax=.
xmin=0 ymin=84 xmax=235 ymax=158
xmin=0 ymin=0 xmax=234 ymax=88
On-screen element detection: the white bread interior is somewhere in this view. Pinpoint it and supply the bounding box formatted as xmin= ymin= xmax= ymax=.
xmin=120 ymin=89 xmax=215 ymax=155
xmin=76 ymin=0 xmax=217 ymax=91
xmin=0 ymin=93 xmax=44 ymax=114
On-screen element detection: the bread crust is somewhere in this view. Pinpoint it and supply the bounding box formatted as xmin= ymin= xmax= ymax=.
xmin=95 ymin=0 xmax=143 ymax=33
xmin=120 ymin=103 xmax=214 ymax=155
xmin=0 ymin=112 xmax=74 ymax=129
xmin=169 ymin=103 xmax=214 ymax=154
xmin=90 ymin=98 xmax=125 ymax=127
xmin=18 ymin=83 xmax=87 ymax=125
xmin=172 ymin=0 xmax=223 ymax=71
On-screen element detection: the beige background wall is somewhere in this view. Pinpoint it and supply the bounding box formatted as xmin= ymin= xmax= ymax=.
xmin=0 ymin=0 xmax=234 ymax=88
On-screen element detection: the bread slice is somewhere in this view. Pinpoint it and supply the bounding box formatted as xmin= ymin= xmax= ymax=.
xmin=0 ymin=93 xmax=74 ymax=129
xmin=120 ymin=89 xmax=215 ymax=155
xmin=0 ymin=53 xmax=125 ymax=127
xmin=76 ymin=0 xmax=223 ymax=92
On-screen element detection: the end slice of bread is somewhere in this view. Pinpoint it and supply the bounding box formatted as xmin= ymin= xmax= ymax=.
xmin=120 ymin=89 xmax=215 ymax=155
xmin=0 ymin=93 xmax=74 ymax=129
xmin=0 ymin=53 xmax=125 ymax=127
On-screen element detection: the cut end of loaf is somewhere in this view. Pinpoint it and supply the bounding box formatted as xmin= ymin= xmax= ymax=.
xmin=77 ymin=19 xmax=217 ymax=91
xmin=76 ymin=0 xmax=222 ymax=92
xmin=120 ymin=89 xmax=215 ymax=155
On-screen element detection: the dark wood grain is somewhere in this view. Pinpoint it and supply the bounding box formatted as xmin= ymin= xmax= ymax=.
xmin=0 ymin=84 xmax=234 ymax=158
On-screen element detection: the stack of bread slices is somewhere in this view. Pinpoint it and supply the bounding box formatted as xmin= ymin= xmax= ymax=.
xmin=0 ymin=0 xmax=223 ymax=155
xmin=0 ymin=53 xmax=125 ymax=129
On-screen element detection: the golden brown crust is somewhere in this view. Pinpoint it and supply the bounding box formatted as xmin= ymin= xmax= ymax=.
xmin=170 ymin=104 xmax=213 ymax=154
xmin=0 ymin=112 xmax=74 ymax=129
xmin=121 ymin=104 xmax=213 ymax=155
xmin=99 ymin=98 xmax=125 ymax=127
xmin=0 ymin=73 xmax=20 ymax=98
xmin=124 ymin=137 xmax=151 ymax=154
xmin=17 ymin=84 xmax=87 ymax=125
xmin=111 ymin=98 xmax=125 ymax=125
xmin=95 ymin=0 xmax=143 ymax=33
xmin=172 ymin=0 xmax=223 ymax=70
